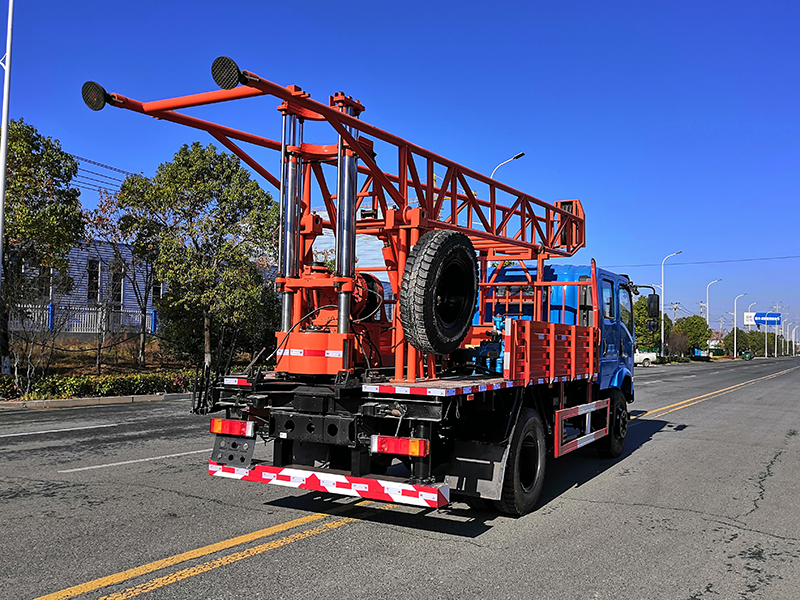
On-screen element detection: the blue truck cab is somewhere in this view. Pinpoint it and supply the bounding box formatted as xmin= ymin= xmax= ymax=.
xmin=480 ymin=263 xmax=635 ymax=403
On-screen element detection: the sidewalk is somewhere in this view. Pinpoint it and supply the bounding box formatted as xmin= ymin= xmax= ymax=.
xmin=0 ymin=392 xmax=192 ymax=410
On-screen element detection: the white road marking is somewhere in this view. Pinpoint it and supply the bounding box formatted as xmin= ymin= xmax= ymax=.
xmin=682 ymin=375 xmax=697 ymax=378
xmin=709 ymin=371 xmax=721 ymax=374
xmin=637 ymin=380 xmax=664 ymax=385
xmin=0 ymin=423 xmax=120 ymax=438
xmin=58 ymin=448 xmax=212 ymax=473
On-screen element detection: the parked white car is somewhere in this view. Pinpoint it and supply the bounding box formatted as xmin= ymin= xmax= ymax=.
xmin=634 ymin=351 xmax=657 ymax=367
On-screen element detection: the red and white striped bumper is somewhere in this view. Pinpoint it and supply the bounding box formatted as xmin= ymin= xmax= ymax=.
xmin=208 ymin=461 xmax=450 ymax=509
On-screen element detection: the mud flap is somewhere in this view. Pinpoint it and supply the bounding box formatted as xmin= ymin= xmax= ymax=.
xmin=445 ymin=440 xmax=512 ymax=501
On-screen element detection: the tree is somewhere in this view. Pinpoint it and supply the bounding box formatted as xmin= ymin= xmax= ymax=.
xmin=119 ymin=142 xmax=278 ymax=368
xmin=633 ymin=296 xmax=671 ymax=351
xmin=87 ymin=189 xmax=162 ymax=367
xmin=668 ymin=330 xmax=690 ymax=357
xmin=1 ymin=119 xmax=85 ymax=367
xmin=673 ymin=315 xmax=711 ymax=352
xmin=723 ymin=327 xmax=749 ymax=357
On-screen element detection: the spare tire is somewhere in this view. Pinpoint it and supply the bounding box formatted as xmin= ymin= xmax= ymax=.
xmin=400 ymin=230 xmax=478 ymax=355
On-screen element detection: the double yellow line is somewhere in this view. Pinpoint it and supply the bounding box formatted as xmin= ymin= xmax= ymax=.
xmin=632 ymin=364 xmax=800 ymax=422
xmin=35 ymin=500 xmax=390 ymax=600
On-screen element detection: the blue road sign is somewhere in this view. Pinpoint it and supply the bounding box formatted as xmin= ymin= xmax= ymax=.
xmin=754 ymin=312 xmax=782 ymax=325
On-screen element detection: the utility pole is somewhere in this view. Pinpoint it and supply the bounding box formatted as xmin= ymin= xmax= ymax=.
xmin=670 ymin=302 xmax=681 ymax=325
xmin=698 ymin=301 xmax=706 ymax=321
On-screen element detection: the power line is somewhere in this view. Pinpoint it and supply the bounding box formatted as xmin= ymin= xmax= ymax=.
xmin=74 ymin=174 xmax=121 ymax=189
xmin=72 ymin=155 xmax=136 ymax=177
xmin=78 ymin=167 xmax=125 ymax=183
xmin=607 ymin=255 xmax=800 ymax=268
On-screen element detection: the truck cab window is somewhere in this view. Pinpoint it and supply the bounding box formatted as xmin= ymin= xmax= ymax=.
xmin=602 ymin=279 xmax=615 ymax=320
xmin=620 ymin=288 xmax=633 ymax=335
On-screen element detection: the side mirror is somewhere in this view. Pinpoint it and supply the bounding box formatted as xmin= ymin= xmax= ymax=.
xmin=647 ymin=294 xmax=660 ymax=319
xmin=647 ymin=320 xmax=658 ymax=332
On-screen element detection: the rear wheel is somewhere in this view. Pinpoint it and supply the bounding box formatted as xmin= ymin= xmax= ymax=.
xmin=597 ymin=389 xmax=628 ymax=459
xmin=642 ymin=358 xmax=651 ymax=367
xmin=497 ymin=408 xmax=547 ymax=516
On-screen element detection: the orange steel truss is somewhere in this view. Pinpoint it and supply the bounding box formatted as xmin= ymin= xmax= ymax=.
xmin=88 ymin=59 xmax=588 ymax=384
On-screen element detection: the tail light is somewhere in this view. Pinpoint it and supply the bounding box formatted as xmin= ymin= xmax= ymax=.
xmin=370 ymin=435 xmax=430 ymax=457
xmin=210 ymin=418 xmax=255 ymax=438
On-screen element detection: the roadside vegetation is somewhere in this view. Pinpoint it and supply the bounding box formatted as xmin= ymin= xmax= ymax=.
xmin=1 ymin=120 xmax=279 ymax=401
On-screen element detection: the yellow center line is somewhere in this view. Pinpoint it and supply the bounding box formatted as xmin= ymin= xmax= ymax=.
xmin=98 ymin=504 xmax=398 ymax=600
xmin=33 ymin=500 xmax=371 ymax=600
xmin=632 ymin=365 xmax=799 ymax=422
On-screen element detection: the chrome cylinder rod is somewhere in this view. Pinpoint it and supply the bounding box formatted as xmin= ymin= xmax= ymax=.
xmin=279 ymin=114 xmax=302 ymax=332
xmin=335 ymin=107 xmax=358 ymax=334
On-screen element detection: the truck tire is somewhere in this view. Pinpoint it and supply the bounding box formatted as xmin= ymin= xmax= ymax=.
xmin=497 ymin=408 xmax=547 ymax=516
xmin=597 ymin=389 xmax=628 ymax=459
xmin=399 ymin=230 xmax=478 ymax=355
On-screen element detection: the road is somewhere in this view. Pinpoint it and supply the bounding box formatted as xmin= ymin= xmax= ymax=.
xmin=2 ymin=357 xmax=800 ymax=600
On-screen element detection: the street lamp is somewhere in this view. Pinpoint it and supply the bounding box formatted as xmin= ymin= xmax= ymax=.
xmin=733 ymin=293 xmax=746 ymax=358
xmin=792 ymin=325 xmax=798 ymax=357
xmin=747 ymin=301 xmax=756 ymax=331
xmin=785 ymin=322 xmax=794 ymax=356
xmin=490 ymin=152 xmax=525 ymax=179
xmin=661 ymin=251 xmax=682 ymax=358
xmin=706 ymin=279 xmax=722 ymax=327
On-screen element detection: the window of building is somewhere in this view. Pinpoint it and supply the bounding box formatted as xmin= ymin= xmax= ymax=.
xmin=110 ymin=264 xmax=124 ymax=307
xmin=602 ymin=279 xmax=615 ymax=320
xmin=87 ymin=259 xmax=100 ymax=303
xmin=152 ymin=278 xmax=162 ymax=302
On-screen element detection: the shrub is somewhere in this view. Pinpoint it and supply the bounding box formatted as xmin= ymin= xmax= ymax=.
xmin=25 ymin=370 xmax=193 ymax=400
xmin=0 ymin=374 xmax=21 ymax=400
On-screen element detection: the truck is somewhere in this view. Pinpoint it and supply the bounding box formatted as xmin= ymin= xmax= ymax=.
xmin=634 ymin=350 xmax=658 ymax=367
xmin=82 ymin=57 xmax=659 ymax=515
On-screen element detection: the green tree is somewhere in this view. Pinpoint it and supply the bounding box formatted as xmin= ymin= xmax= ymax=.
xmin=633 ymin=295 xmax=671 ymax=351
xmin=88 ymin=189 xmax=163 ymax=367
xmin=119 ymin=142 xmax=277 ymax=368
xmin=1 ymin=119 xmax=85 ymax=364
xmin=722 ymin=327 xmax=760 ymax=357
xmin=673 ymin=315 xmax=711 ymax=352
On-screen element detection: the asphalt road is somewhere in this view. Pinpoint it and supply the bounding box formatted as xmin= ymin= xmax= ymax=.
xmin=2 ymin=357 xmax=800 ymax=600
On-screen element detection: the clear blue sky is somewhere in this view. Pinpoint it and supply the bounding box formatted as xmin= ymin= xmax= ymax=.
xmin=6 ymin=1 xmax=800 ymax=333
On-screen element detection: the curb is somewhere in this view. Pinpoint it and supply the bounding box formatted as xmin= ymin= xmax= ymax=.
xmin=0 ymin=392 xmax=192 ymax=411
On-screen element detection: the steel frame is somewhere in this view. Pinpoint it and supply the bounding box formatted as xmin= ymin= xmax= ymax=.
xmin=90 ymin=58 xmax=588 ymax=383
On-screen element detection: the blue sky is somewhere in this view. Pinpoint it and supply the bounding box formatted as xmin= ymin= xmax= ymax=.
xmin=6 ymin=1 xmax=800 ymax=334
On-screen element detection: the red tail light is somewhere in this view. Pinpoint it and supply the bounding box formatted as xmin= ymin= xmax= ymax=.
xmin=370 ymin=435 xmax=429 ymax=457
xmin=210 ymin=418 xmax=255 ymax=438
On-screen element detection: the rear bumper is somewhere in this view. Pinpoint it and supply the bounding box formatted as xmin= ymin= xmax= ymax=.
xmin=208 ymin=460 xmax=450 ymax=509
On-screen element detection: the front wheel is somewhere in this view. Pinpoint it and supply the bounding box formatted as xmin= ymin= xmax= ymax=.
xmin=642 ymin=358 xmax=651 ymax=367
xmin=597 ymin=389 xmax=628 ymax=459
xmin=497 ymin=408 xmax=547 ymax=516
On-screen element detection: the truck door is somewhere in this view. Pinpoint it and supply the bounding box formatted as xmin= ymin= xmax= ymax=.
xmin=619 ymin=285 xmax=634 ymax=372
xmin=599 ymin=278 xmax=619 ymax=389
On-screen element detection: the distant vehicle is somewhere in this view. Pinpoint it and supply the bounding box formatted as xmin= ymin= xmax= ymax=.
xmin=634 ymin=350 xmax=657 ymax=367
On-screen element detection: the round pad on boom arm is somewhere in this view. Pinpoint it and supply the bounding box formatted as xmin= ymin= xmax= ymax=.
xmin=400 ymin=230 xmax=478 ymax=355
xmin=81 ymin=81 xmax=109 ymax=111
xmin=212 ymin=56 xmax=243 ymax=90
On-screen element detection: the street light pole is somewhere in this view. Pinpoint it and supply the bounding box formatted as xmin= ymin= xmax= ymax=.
xmin=661 ymin=251 xmax=682 ymax=358
xmin=747 ymin=301 xmax=756 ymax=331
xmin=792 ymin=325 xmax=798 ymax=357
xmin=786 ymin=322 xmax=794 ymax=356
xmin=733 ymin=293 xmax=746 ymax=358
xmin=490 ymin=152 xmax=525 ymax=179
xmin=706 ymin=279 xmax=722 ymax=327
xmin=0 ymin=0 xmax=15 ymax=330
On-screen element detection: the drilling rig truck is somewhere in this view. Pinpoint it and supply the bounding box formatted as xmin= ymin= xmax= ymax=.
xmin=83 ymin=57 xmax=658 ymax=515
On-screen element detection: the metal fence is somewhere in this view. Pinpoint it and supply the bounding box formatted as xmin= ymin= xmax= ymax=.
xmin=9 ymin=304 xmax=157 ymax=335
